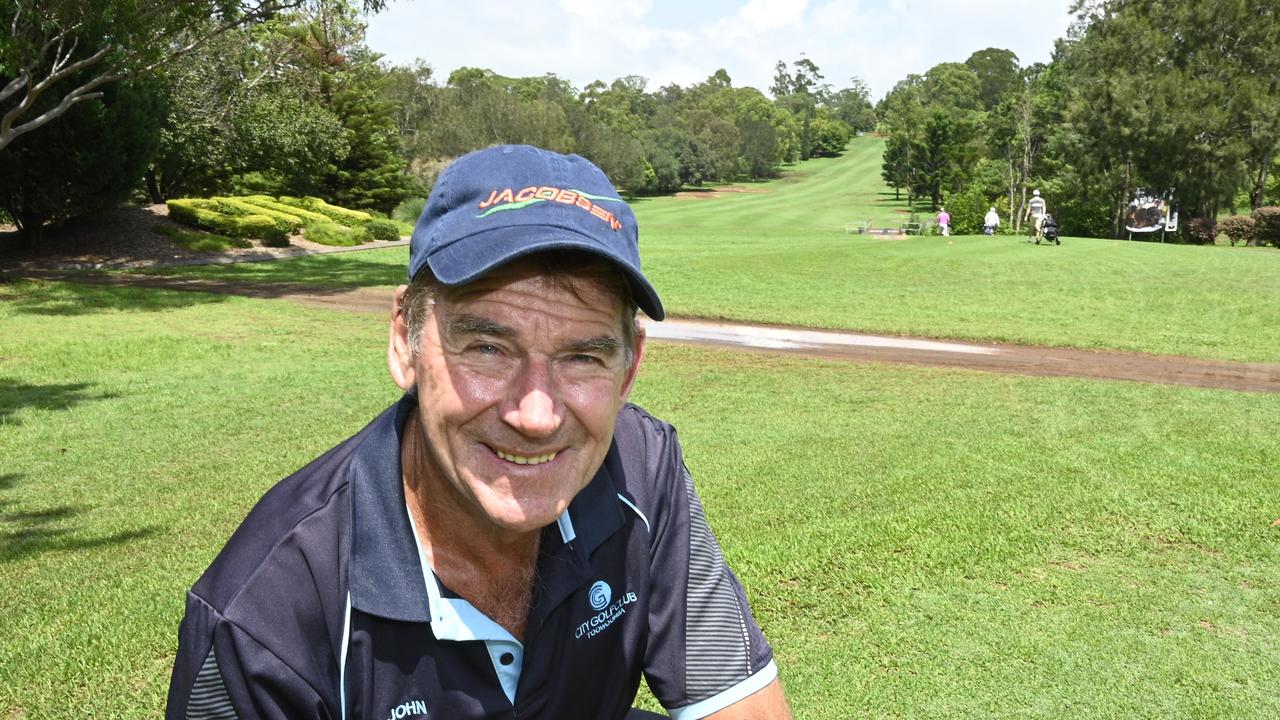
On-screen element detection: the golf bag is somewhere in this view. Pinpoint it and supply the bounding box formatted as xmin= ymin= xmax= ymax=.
xmin=1038 ymin=215 xmax=1061 ymax=245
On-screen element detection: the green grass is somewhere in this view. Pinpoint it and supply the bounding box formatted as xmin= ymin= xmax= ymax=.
xmin=150 ymin=223 xmax=250 ymax=252
xmin=129 ymin=135 xmax=1280 ymax=362
xmin=2 ymin=279 xmax=1278 ymax=718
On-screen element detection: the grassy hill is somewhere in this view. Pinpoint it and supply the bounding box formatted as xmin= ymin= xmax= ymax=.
xmin=634 ymin=133 xmax=922 ymax=231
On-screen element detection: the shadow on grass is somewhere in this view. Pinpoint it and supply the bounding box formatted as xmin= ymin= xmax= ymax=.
xmin=0 ymin=505 xmax=158 ymax=564
xmin=3 ymin=276 xmax=232 ymax=316
xmin=6 ymin=270 xmax=388 ymax=315
xmin=142 ymin=250 xmax=407 ymax=288
xmin=0 ymin=379 xmax=116 ymax=423
xmin=0 ymin=474 xmax=157 ymax=564
xmin=0 ymin=473 xmax=19 ymax=512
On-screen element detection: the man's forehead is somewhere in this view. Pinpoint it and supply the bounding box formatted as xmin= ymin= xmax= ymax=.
xmin=439 ymin=261 xmax=626 ymax=312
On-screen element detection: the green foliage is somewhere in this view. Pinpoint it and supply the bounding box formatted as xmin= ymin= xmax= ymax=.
xmin=364 ymin=218 xmax=403 ymax=242
xmin=212 ymin=197 xmax=302 ymax=235
xmin=943 ymin=184 xmax=991 ymax=235
xmin=304 ymin=221 xmax=367 ymax=246
xmin=150 ymin=223 xmax=251 ymax=252
xmin=391 ymin=196 xmax=426 ymax=224
xmin=165 ymin=198 xmax=290 ymax=245
xmin=1218 ymin=215 xmax=1256 ymax=246
xmin=964 ymin=48 xmax=1021 ymax=110
xmin=0 ymin=77 xmax=164 ymax=241
xmin=277 ymin=196 xmax=373 ymax=224
xmin=240 ymin=195 xmax=331 ymax=225
xmin=1249 ymin=206 xmax=1280 ymax=248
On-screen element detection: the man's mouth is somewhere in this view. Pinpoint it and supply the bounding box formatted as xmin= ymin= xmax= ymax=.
xmin=494 ymin=449 xmax=559 ymax=466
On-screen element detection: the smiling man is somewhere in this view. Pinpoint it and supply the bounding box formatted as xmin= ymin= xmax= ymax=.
xmin=166 ymin=145 xmax=790 ymax=719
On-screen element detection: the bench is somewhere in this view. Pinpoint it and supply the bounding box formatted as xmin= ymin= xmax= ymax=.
xmin=899 ymin=222 xmax=922 ymax=235
xmin=844 ymin=219 xmax=871 ymax=235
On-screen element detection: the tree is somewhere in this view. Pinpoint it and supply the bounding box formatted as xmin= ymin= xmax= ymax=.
xmin=828 ymin=78 xmax=876 ymax=132
xmin=0 ymin=76 xmax=164 ymax=245
xmin=1056 ymin=0 xmax=1280 ymax=235
xmin=964 ymin=48 xmax=1021 ymax=110
xmin=146 ymin=21 xmax=349 ymax=201
xmin=0 ymin=1 xmax=370 ymax=153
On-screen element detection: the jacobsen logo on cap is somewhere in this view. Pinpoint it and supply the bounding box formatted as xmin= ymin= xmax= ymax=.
xmin=477 ymin=186 xmax=624 ymax=231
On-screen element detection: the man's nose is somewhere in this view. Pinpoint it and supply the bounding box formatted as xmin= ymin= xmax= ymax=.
xmin=502 ymin=359 xmax=562 ymax=437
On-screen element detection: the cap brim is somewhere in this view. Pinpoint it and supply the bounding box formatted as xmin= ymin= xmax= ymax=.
xmin=423 ymin=224 xmax=665 ymax=321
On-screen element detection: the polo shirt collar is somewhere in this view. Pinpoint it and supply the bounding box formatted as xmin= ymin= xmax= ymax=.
xmin=348 ymin=393 xmax=627 ymax=623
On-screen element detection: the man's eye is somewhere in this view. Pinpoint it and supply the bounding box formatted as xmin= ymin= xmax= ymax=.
xmin=472 ymin=343 xmax=501 ymax=355
xmin=568 ymin=354 xmax=603 ymax=365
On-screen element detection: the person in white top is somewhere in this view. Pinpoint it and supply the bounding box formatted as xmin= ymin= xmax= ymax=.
xmin=1025 ymin=190 xmax=1047 ymax=241
xmin=983 ymin=207 xmax=1000 ymax=235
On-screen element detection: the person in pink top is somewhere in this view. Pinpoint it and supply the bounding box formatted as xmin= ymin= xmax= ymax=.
xmin=937 ymin=207 xmax=951 ymax=236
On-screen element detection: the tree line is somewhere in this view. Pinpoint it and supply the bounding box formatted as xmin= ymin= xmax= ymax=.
xmin=878 ymin=0 xmax=1280 ymax=242
xmin=0 ymin=0 xmax=875 ymax=245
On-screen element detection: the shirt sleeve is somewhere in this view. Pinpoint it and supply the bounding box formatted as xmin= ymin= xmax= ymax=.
xmin=166 ymin=592 xmax=334 ymax=720
xmin=637 ymin=424 xmax=776 ymax=718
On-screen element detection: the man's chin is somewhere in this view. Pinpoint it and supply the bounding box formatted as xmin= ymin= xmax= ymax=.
xmin=476 ymin=496 xmax=569 ymax=535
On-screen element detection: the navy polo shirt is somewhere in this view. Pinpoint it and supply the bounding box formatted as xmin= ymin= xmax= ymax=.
xmin=166 ymin=394 xmax=776 ymax=719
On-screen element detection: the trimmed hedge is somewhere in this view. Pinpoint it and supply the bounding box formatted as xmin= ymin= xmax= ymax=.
xmin=304 ymin=221 xmax=368 ymax=247
xmin=1218 ymin=215 xmax=1256 ymax=246
xmin=212 ymin=197 xmax=302 ymax=236
xmin=166 ymin=199 xmax=290 ymax=246
xmin=240 ymin=195 xmax=332 ymax=225
xmin=278 ymin=196 xmax=373 ymax=225
xmin=365 ymin=218 xmax=403 ymax=242
xmin=1249 ymin=206 xmax=1280 ymax=247
xmin=1183 ymin=217 xmax=1217 ymax=245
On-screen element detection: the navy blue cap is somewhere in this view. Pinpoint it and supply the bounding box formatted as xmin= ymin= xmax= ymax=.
xmin=408 ymin=145 xmax=665 ymax=320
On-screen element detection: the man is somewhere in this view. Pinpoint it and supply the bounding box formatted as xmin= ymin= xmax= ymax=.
xmin=166 ymin=145 xmax=790 ymax=720
xmin=1024 ymin=189 xmax=1047 ymax=241
xmin=936 ymin=206 xmax=950 ymax=237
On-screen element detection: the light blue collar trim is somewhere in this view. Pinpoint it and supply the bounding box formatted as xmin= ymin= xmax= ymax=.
xmin=404 ymin=503 xmax=524 ymax=704
xmin=556 ymin=508 xmax=576 ymax=543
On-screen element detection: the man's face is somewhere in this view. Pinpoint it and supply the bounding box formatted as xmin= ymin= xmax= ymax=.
xmin=390 ymin=262 xmax=644 ymax=536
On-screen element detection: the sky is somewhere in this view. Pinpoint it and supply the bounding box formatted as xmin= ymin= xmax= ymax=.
xmin=363 ymin=0 xmax=1076 ymax=102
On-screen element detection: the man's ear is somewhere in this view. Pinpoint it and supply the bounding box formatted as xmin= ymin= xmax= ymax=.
xmin=388 ymin=285 xmax=417 ymax=391
xmin=619 ymin=326 xmax=646 ymax=401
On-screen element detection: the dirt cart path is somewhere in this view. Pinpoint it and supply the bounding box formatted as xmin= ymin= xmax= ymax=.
xmin=18 ymin=272 xmax=1280 ymax=394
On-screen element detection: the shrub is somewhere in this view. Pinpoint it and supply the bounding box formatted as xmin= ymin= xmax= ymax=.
xmin=211 ymin=197 xmax=302 ymax=236
xmin=365 ymin=218 xmax=403 ymax=242
xmin=240 ymin=195 xmax=330 ymax=224
xmin=304 ymin=221 xmax=367 ymax=247
xmin=1218 ymin=215 xmax=1256 ymax=246
xmin=166 ymin=199 xmax=290 ymax=246
xmin=1249 ymin=206 xmax=1280 ymax=247
xmin=277 ymin=196 xmax=373 ymax=224
xmin=1182 ymin=217 xmax=1217 ymax=245
xmin=392 ymin=196 xmax=426 ymax=224
xmin=942 ymin=185 xmax=992 ymax=236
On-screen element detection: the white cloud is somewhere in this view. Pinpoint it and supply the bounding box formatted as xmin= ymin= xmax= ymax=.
xmin=364 ymin=1 xmax=1074 ymax=100
xmin=739 ymin=0 xmax=809 ymax=31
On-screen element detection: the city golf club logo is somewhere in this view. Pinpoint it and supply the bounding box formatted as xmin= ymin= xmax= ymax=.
xmin=589 ymin=580 xmax=612 ymax=610
xmin=476 ymin=186 xmax=624 ymax=231
xmin=575 ymin=579 xmax=637 ymax=640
